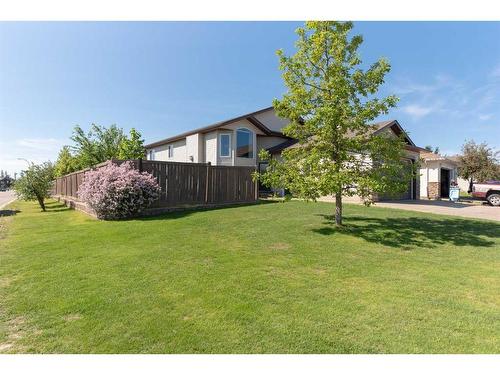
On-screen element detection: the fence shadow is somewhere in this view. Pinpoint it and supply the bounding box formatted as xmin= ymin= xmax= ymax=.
xmin=312 ymin=214 xmax=500 ymax=250
xmin=135 ymin=199 xmax=278 ymax=222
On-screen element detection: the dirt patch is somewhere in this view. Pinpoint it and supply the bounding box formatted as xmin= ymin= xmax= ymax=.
xmin=8 ymin=316 xmax=25 ymax=329
xmin=269 ymin=242 xmax=290 ymax=251
xmin=0 ymin=316 xmax=27 ymax=353
xmin=312 ymin=267 xmax=328 ymax=276
xmin=0 ymin=343 xmax=13 ymax=351
xmin=0 ymin=276 xmax=15 ymax=289
xmin=63 ymin=313 xmax=83 ymax=322
xmin=0 ymin=216 xmax=12 ymax=240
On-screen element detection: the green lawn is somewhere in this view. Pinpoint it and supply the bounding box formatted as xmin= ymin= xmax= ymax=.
xmin=1 ymin=199 xmax=499 ymax=353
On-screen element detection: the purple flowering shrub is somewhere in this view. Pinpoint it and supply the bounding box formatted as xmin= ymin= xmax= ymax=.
xmin=78 ymin=161 xmax=160 ymax=219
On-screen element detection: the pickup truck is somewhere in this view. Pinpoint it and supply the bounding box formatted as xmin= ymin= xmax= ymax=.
xmin=471 ymin=181 xmax=500 ymax=206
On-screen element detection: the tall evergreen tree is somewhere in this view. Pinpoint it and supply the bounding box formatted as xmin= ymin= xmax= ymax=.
xmin=54 ymin=146 xmax=79 ymax=177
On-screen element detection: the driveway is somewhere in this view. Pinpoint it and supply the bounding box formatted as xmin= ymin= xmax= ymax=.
xmin=372 ymin=199 xmax=499 ymax=222
xmin=0 ymin=191 xmax=17 ymax=210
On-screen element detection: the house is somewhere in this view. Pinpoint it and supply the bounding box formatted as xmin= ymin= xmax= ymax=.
xmin=145 ymin=106 xmax=290 ymax=167
xmin=145 ymin=106 xmax=458 ymax=201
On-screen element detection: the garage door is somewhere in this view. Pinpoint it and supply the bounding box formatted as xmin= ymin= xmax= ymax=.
xmin=377 ymin=160 xmax=413 ymax=201
xmin=378 ymin=178 xmax=412 ymax=200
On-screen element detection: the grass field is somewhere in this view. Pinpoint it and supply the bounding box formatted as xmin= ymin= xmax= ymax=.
xmin=0 ymin=199 xmax=499 ymax=353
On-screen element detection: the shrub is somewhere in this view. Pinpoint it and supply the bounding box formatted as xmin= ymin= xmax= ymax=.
xmin=78 ymin=161 xmax=160 ymax=219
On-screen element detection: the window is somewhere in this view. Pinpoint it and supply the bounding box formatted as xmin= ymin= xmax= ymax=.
xmin=219 ymin=134 xmax=231 ymax=157
xmin=236 ymin=128 xmax=253 ymax=158
xmin=148 ymin=150 xmax=155 ymax=161
xmin=167 ymin=145 xmax=173 ymax=158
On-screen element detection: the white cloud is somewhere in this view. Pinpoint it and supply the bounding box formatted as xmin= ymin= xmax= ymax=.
xmin=391 ymin=82 xmax=439 ymax=96
xmin=0 ymin=137 xmax=67 ymax=176
xmin=393 ymin=69 xmax=500 ymax=125
xmin=401 ymin=104 xmax=434 ymax=118
xmin=16 ymin=138 xmax=67 ymax=152
xmin=391 ymin=74 xmax=460 ymax=97
xmin=478 ymin=114 xmax=492 ymax=121
xmin=491 ymin=64 xmax=500 ymax=78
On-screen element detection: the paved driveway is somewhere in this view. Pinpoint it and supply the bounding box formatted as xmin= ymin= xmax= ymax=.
xmin=0 ymin=191 xmax=17 ymax=209
xmin=372 ymin=199 xmax=499 ymax=222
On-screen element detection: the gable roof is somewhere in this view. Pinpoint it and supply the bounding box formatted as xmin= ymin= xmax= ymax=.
xmin=267 ymin=119 xmax=417 ymax=154
xmin=145 ymin=106 xmax=279 ymax=148
xmin=266 ymin=138 xmax=299 ymax=154
xmin=370 ymin=119 xmax=416 ymax=146
xmin=146 ymin=105 xmax=417 ymax=152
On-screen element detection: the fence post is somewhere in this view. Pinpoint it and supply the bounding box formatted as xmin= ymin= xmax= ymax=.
xmin=205 ymin=162 xmax=211 ymax=204
xmin=254 ymin=167 xmax=258 ymax=201
xmin=138 ymin=158 xmax=143 ymax=172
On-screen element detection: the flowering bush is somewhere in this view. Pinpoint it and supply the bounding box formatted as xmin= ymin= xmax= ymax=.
xmin=78 ymin=161 xmax=160 ymax=219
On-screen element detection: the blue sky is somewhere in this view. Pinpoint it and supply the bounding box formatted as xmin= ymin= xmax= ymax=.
xmin=1 ymin=21 xmax=499 ymax=175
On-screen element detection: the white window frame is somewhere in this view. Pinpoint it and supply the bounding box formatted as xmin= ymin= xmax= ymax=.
xmin=219 ymin=133 xmax=232 ymax=158
xmin=148 ymin=149 xmax=155 ymax=161
xmin=236 ymin=127 xmax=254 ymax=158
xmin=167 ymin=145 xmax=174 ymax=158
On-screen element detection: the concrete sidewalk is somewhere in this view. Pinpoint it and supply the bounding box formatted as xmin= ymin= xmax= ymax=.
xmin=371 ymin=199 xmax=499 ymax=222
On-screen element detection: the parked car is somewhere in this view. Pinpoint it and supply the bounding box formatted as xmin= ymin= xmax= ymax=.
xmin=471 ymin=180 xmax=500 ymax=206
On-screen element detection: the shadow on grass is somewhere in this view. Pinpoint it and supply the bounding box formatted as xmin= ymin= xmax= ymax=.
xmin=44 ymin=201 xmax=71 ymax=212
xmin=133 ymin=199 xmax=279 ymax=222
xmin=0 ymin=209 xmax=20 ymax=217
xmin=312 ymin=214 xmax=500 ymax=250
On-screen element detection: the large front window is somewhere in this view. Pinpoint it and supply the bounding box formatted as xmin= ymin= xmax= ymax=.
xmin=236 ymin=128 xmax=253 ymax=158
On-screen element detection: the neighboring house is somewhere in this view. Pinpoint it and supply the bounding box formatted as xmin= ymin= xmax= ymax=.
xmin=145 ymin=106 xmax=458 ymax=201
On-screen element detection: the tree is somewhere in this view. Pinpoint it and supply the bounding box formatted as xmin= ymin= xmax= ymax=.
xmin=258 ymin=21 xmax=412 ymax=225
xmin=118 ymin=128 xmax=146 ymax=159
xmin=458 ymin=140 xmax=500 ymax=189
xmin=0 ymin=172 xmax=13 ymax=190
xmin=54 ymin=146 xmax=79 ymax=177
xmin=13 ymin=162 xmax=55 ymax=211
xmin=66 ymin=125 xmax=146 ymax=172
xmin=424 ymin=145 xmax=440 ymax=154
xmin=70 ymin=124 xmax=125 ymax=168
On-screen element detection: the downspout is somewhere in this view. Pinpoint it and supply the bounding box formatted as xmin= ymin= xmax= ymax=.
xmin=426 ymin=162 xmax=429 ymax=199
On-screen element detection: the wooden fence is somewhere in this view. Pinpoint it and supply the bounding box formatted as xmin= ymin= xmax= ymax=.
xmin=53 ymin=159 xmax=257 ymax=209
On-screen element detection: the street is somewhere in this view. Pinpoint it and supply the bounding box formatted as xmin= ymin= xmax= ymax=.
xmin=0 ymin=190 xmax=17 ymax=209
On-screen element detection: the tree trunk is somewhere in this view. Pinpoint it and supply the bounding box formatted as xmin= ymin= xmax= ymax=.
xmin=335 ymin=192 xmax=342 ymax=226
xmin=36 ymin=195 xmax=46 ymax=211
